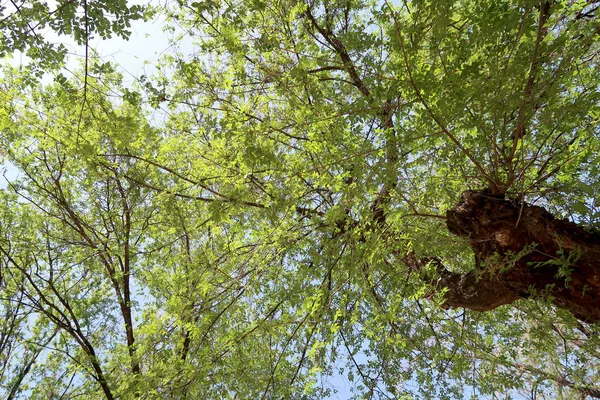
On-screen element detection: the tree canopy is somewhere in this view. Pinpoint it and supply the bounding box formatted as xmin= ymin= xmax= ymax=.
xmin=0 ymin=0 xmax=599 ymax=398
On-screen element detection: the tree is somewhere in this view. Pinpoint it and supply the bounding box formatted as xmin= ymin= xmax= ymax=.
xmin=0 ymin=0 xmax=599 ymax=398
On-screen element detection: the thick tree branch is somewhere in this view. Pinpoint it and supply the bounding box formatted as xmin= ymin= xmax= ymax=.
xmin=438 ymin=190 xmax=600 ymax=322
xmin=303 ymin=5 xmax=398 ymax=225
xmin=303 ymin=6 xmax=371 ymax=98
xmin=403 ymin=255 xmax=523 ymax=311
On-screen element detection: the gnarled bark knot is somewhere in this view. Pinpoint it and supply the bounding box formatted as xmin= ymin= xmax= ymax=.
xmin=439 ymin=190 xmax=600 ymax=323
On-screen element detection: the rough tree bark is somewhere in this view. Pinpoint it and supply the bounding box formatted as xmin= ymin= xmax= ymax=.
xmin=437 ymin=190 xmax=600 ymax=323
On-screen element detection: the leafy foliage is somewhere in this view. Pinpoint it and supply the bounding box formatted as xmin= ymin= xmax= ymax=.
xmin=0 ymin=0 xmax=599 ymax=399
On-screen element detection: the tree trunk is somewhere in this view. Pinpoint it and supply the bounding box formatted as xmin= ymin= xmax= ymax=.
xmin=440 ymin=190 xmax=600 ymax=323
